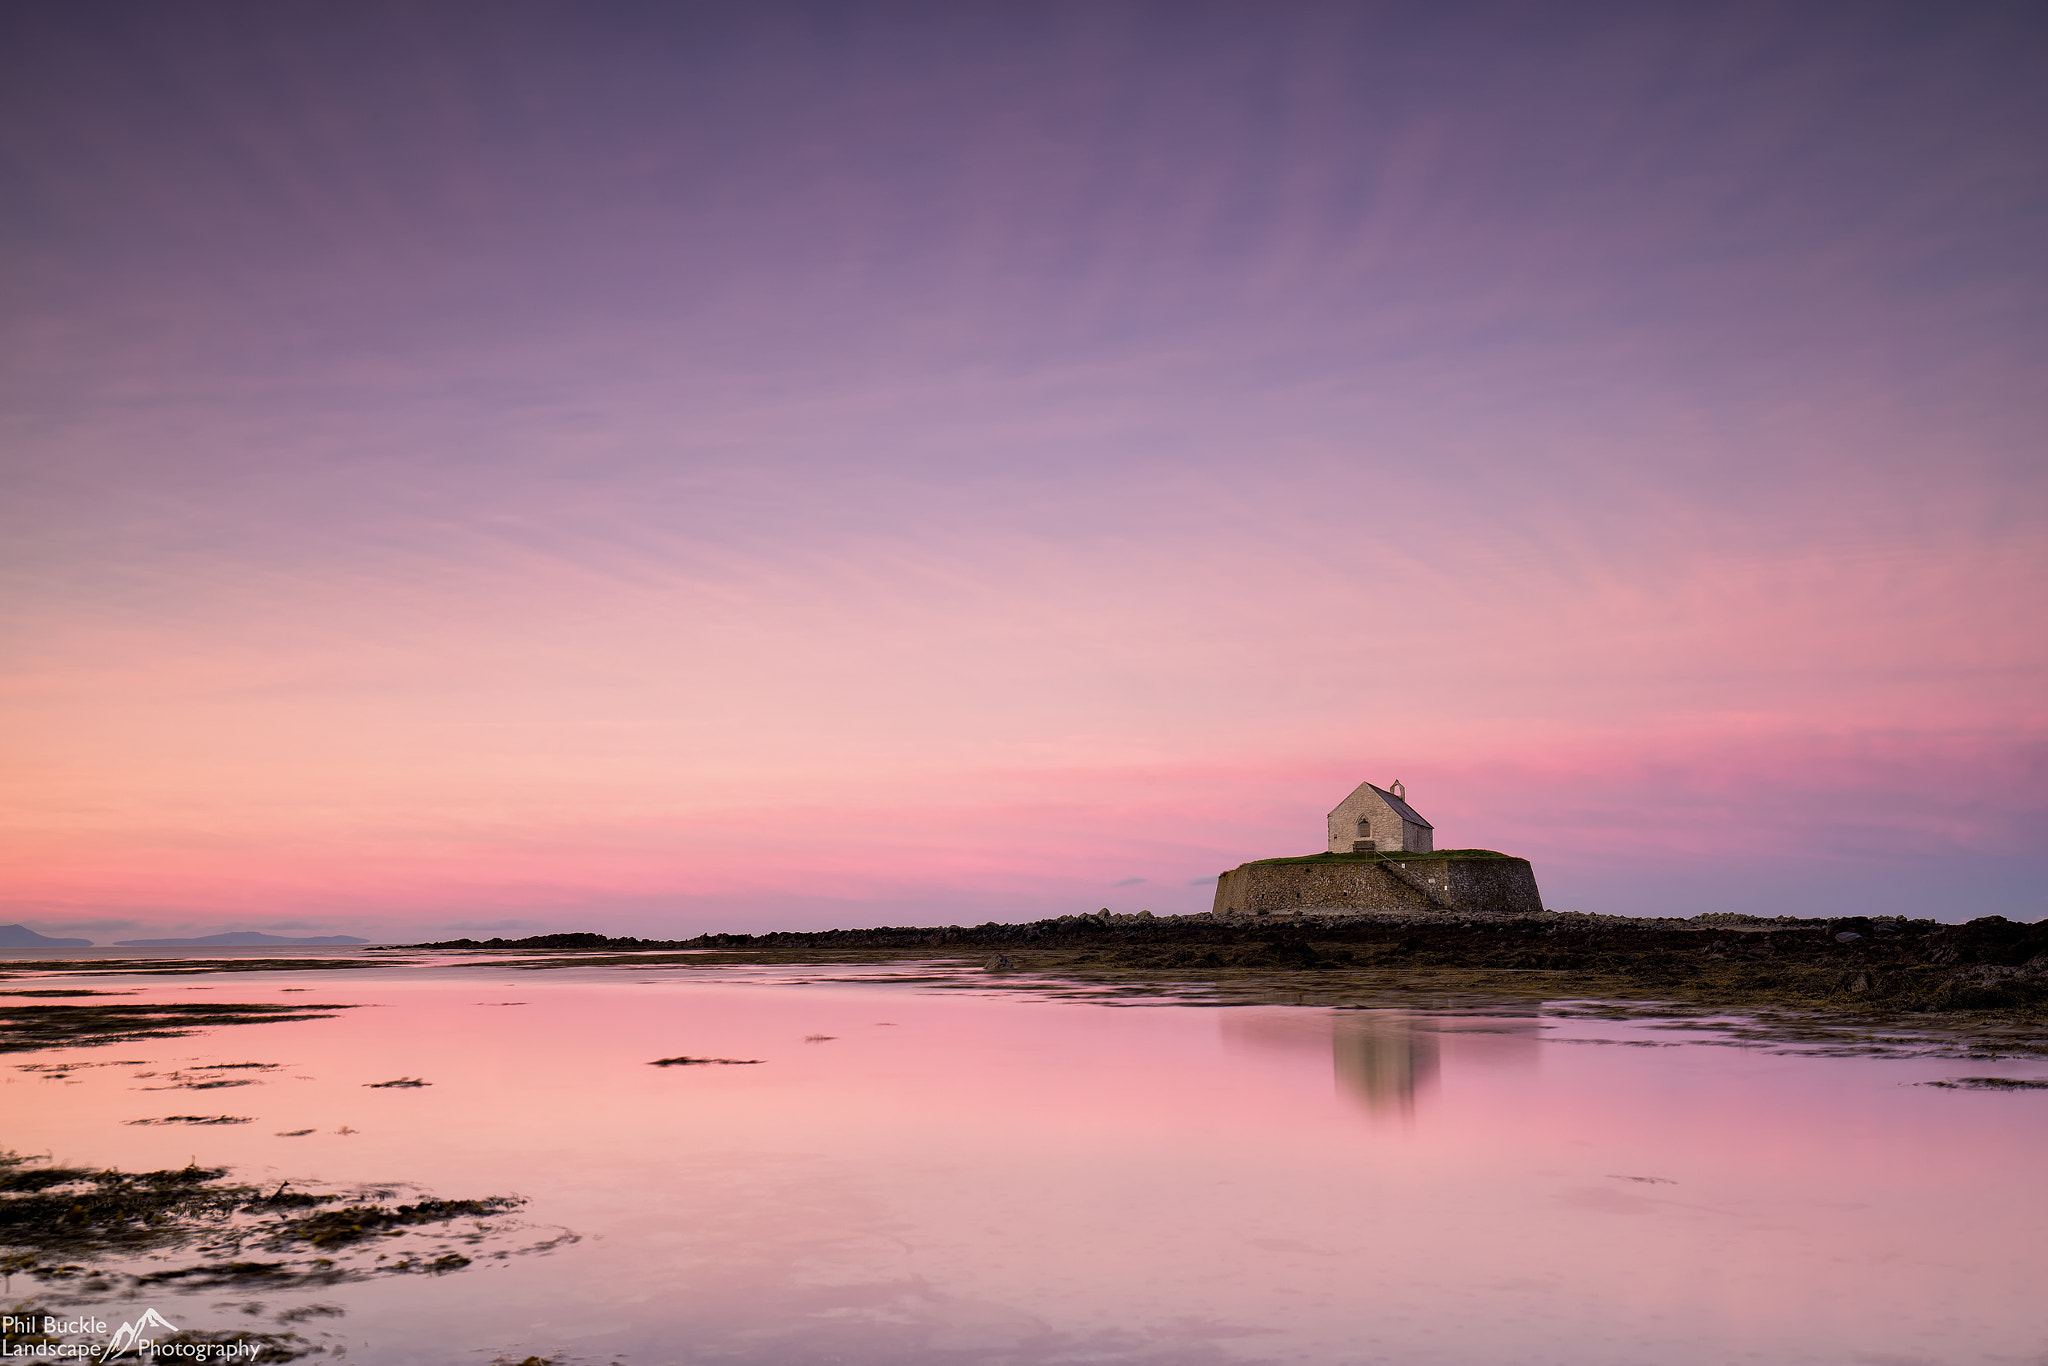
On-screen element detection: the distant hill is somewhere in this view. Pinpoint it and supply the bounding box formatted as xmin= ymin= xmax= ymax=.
xmin=0 ymin=923 xmax=95 ymax=947
xmin=111 ymin=931 xmax=370 ymax=947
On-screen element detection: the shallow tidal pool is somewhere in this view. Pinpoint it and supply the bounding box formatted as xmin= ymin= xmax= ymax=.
xmin=4 ymin=953 xmax=2047 ymax=1365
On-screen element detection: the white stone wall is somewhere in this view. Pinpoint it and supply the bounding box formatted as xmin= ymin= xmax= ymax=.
xmin=1326 ymin=791 xmax=1386 ymax=852
xmin=1212 ymin=855 xmax=1543 ymax=916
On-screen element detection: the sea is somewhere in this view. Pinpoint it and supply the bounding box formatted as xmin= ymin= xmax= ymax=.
xmin=3 ymin=946 xmax=2046 ymax=1365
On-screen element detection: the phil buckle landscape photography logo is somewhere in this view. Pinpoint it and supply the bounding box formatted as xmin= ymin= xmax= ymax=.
xmin=0 ymin=1308 xmax=262 ymax=1360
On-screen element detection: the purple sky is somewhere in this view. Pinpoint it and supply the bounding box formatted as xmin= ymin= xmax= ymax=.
xmin=4 ymin=1 xmax=2044 ymax=939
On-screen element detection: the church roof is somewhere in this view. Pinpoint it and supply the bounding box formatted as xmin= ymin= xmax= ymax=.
xmin=1330 ymin=780 xmax=1435 ymax=829
xmin=1366 ymin=783 xmax=1433 ymax=829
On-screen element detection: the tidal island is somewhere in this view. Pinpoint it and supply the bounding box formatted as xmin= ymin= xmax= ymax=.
xmin=1211 ymin=779 xmax=1543 ymax=918
xmin=394 ymin=778 xmax=2047 ymax=1038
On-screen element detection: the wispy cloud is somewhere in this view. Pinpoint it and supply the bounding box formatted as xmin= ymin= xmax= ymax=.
xmin=3 ymin=3 xmax=2040 ymax=932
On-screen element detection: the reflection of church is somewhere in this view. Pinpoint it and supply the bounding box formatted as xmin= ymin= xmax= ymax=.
xmin=1332 ymin=1013 xmax=1439 ymax=1118
xmin=1222 ymin=1008 xmax=1541 ymax=1120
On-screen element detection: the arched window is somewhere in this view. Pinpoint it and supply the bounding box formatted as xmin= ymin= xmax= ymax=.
xmin=1356 ymin=818 xmax=1371 ymax=836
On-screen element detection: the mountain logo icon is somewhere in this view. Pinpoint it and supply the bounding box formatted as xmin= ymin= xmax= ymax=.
xmin=103 ymin=1308 xmax=178 ymax=1358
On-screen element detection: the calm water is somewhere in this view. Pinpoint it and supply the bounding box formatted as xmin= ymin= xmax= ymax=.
xmin=5 ymin=953 xmax=2047 ymax=1365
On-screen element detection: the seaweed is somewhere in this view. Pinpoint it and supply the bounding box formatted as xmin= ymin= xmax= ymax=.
xmin=0 ymin=990 xmax=133 ymax=998
xmin=0 ymin=1002 xmax=359 ymax=1053
xmin=124 ymin=1116 xmax=253 ymax=1126
xmin=0 ymin=1151 xmax=554 ymax=1305
xmin=0 ymin=1156 xmax=240 ymax=1259
xmin=283 ymin=1198 xmax=522 ymax=1249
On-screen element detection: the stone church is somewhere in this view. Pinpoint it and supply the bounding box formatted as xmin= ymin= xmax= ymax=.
xmin=1326 ymin=779 xmax=1433 ymax=854
xmin=1210 ymin=777 xmax=1544 ymax=917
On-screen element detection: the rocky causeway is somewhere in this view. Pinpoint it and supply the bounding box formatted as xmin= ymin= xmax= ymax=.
xmin=409 ymin=910 xmax=2048 ymax=1030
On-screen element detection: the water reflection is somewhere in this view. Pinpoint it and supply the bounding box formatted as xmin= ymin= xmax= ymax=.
xmin=7 ymin=966 xmax=2046 ymax=1366
xmin=1222 ymin=1008 xmax=1540 ymax=1118
xmin=1332 ymin=1012 xmax=1440 ymax=1117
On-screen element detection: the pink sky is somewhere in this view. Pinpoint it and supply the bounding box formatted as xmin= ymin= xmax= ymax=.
xmin=2 ymin=2 xmax=2043 ymax=938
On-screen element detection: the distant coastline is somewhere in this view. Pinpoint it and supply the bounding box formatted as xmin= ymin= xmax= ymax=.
xmin=111 ymin=932 xmax=370 ymax=947
xmin=0 ymin=924 xmax=370 ymax=949
xmin=0 ymin=924 xmax=93 ymax=948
